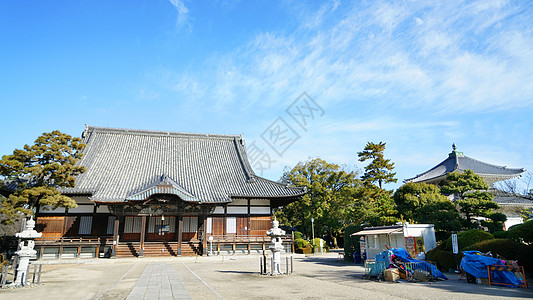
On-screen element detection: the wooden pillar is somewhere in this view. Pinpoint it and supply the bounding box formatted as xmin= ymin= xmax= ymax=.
xmin=112 ymin=217 xmax=119 ymax=257
xmin=247 ymin=199 xmax=251 ymax=254
xmin=223 ymin=205 xmax=227 ymax=237
xmin=139 ymin=216 xmax=147 ymax=257
xmin=177 ymin=216 xmax=183 ymax=256
xmin=291 ymin=232 xmax=295 ymax=254
xmin=202 ymin=215 xmax=208 ymax=256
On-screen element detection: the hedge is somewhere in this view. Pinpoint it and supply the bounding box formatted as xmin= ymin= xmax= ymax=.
xmin=427 ymin=229 xmax=494 ymax=271
xmin=508 ymin=220 xmax=533 ymax=244
xmin=444 ymin=229 xmax=493 ymax=251
xmin=343 ymin=225 xmax=363 ymax=262
xmin=462 ymin=239 xmax=526 ymax=260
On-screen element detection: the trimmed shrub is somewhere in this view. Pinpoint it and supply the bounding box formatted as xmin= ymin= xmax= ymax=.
xmin=343 ymin=225 xmax=363 ymax=262
xmin=428 ymin=229 xmax=494 ymax=271
xmin=508 ymin=220 xmax=533 ymax=244
xmin=294 ymin=238 xmax=308 ymax=249
xmin=295 ymin=244 xmax=312 ymax=254
xmin=492 ymin=231 xmax=508 ymax=239
xmin=444 ymin=229 xmax=494 ymax=251
xmin=463 ymin=239 xmax=526 ymax=260
xmin=426 ymin=248 xmax=459 ymax=271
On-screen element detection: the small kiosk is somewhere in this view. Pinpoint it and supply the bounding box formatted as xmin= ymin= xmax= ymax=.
xmin=351 ymin=223 xmax=437 ymax=260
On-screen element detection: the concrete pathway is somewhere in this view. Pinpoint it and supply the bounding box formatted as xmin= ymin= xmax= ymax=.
xmin=126 ymin=263 xmax=191 ymax=300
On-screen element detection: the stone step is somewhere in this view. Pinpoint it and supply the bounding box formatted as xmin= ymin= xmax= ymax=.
xmin=115 ymin=242 xmax=202 ymax=257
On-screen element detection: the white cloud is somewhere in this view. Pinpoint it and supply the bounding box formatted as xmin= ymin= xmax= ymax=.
xmin=168 ymin=0 xmax=190 ymax=28
xmin=155 ymin=1 xmax=533 ymax=115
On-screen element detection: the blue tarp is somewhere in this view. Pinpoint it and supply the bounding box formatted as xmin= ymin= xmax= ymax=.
xmin=369 ymin=248 xmax=447 ymax=280
xmin=369 ymin=250 xmax=392 ymax=276
xmin=391 ymin=248 xmax=448 ymax=280
xmin=460 ymin=251 xmax=524 ymax=286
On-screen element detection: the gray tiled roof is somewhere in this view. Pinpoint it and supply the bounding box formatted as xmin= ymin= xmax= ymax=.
xmin=405 ymin=148 xmax=524 ymax=184
xmin=62 ymin=126 xmax=305 ymax=203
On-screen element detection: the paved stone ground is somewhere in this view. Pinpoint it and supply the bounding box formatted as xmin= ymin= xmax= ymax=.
xmin=0 ymin=253 xmax=531 ymax=300
xmin=126 ymin=263 xmax=190 ymax=300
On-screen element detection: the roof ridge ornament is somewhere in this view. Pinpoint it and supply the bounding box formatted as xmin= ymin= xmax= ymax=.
xmin=82 ymin=124 xmax=89 ymax=138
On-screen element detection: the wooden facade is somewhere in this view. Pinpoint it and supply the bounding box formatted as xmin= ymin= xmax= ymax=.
xmin=34 ymin=200 xmax=293 ymax=258
xmin=34 ymin=126 xmax=305 ymax=259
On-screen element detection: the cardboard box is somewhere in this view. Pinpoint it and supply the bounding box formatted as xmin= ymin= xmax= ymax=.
xmin=384 ymin=268 xmax=400 ymax=281
xmin=476 ymin=277 xmax=489 ymax=285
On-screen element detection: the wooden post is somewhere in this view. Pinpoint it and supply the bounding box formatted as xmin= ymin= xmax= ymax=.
xmin=112 ymin=217 xmax=119 ymax=257
xmin=139 ymin=216 xmax=147 ymax=257
xmin=177 ymin=216 xmax=183 ymax=255
xmin=202 ymin=215 xmax=208 ymax=256
xmin=291 ymin=232 xmax=295 ymax=254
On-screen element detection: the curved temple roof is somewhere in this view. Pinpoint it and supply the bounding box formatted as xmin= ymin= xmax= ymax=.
xmin=62 ymin=126 xmax=305 ymax=203
xmin=405 ymin=145 xmax=525 ymax=186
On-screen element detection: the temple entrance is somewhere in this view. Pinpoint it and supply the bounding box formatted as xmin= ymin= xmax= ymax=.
xmin=146 ymin=216 xmax=176 ymax=241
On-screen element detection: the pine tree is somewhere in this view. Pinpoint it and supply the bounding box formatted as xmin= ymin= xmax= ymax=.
xmin=353 ymin=142 xmax=398 ymax=226
xmin=440 ymin=170 xmax=498 ymax=226
xmin=0 ymin=131 xmax=85 ymax=223
xmin=393 ymin=182 xmax=462 ymax=232
xmin=357 ymin=141 xmax=397 ymax=189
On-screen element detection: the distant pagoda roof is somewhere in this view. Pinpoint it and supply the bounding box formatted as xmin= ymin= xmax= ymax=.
xmin=405 ymin=144 xmax=525 ymax=187
xmin=61 ymin=126 xmax=306 ymax=204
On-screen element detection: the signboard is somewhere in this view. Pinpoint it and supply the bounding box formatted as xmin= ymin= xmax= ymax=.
xmin=359 ymin=238 xmax=366 ymax=260
xmin=404 ymin=236 xmax=417 ymax=257
xmin=158 ymin=225 xmax=170 ymax=235
xmin=452 ymin=233 xmax=458 ymax=254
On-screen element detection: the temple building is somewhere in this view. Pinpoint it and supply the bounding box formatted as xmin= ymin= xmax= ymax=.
xmin=405 ymin=144 xmax=531 ymax=229
xmin=405 ymin=144 xmax=525 ymax=187
xmin=35 ymin=126 xmax=305 ymax=259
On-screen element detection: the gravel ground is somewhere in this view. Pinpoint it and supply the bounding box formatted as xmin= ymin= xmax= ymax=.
xmin=1 ymin=253 xmax=531 ymax=300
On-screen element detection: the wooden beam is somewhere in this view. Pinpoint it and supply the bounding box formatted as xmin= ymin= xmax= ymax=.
xmin=202 ymin=215 xmax=208 ymax=256
xmin=177 ymin=216 xmax=183 ymax=256
xmin=112 ymin=217 xmax=119 ymax=257
xmin=139 ymin=216 xmax=147 ymax=257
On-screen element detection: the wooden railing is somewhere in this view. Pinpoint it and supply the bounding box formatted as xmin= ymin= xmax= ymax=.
xmin=207 ymin=234 xmax=293 ymax=243
xmin=35 ymin=236 xmax=107 ymax=245
xmin=33 ymin=234 xmax=295 ymax=258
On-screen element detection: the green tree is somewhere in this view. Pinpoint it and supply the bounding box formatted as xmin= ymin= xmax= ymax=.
xmin=393 ymin=182 xmax=462 ymax=232
xmin=274 ymin=158 xmax=360 ymax=247
xmin=0 ymin=131 xmax=85 ymax=223
xmin=352 ymin=141 xmax=398 ymax=226
xmin=440 ymin=170 xmax=498 ymax=226
xmin=352 ymin=186 xmax=398 ymax=226
xmin=357 ymin=141 xmax=397 ymax=189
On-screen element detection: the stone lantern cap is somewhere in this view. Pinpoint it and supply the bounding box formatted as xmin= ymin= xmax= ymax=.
xmin=266 ymin=218 xmax=285 ymax=237
xmin=16 ymin=216 xmax=42 ymax=239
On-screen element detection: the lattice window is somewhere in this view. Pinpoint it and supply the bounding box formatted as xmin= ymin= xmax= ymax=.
xmin=124 ymin=216 xmax=142 ymax=233
xmin=183 ymin=216 xmax=198 ymax=233
xmin=106 ymin=216 xmax=115 ymax=235
xmin=78 ymin=216 xmax=93 ymax=235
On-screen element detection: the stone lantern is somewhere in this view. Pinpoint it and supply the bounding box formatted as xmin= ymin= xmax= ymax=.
xmin=266 ymin=218 xmax=285 ymax=275
xmin=14 ymin=216 xmax=42 ymax=286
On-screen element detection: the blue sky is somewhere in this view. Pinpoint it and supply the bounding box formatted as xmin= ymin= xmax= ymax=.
xmin=1 ymin=0 xmax=532 ymax=190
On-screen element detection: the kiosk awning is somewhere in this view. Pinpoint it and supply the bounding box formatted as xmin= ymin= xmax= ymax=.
xmin=351 ymin=227 xmax=403 ymax=236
